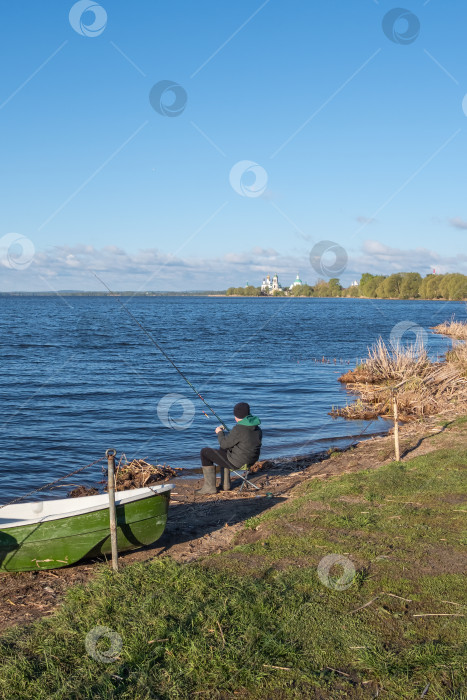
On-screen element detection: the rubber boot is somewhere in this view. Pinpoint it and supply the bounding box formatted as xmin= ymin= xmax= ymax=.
xmin=195 ymin=465 xmax=218 ymax=495
xmin=220 ymin=467 xmax=231 ymax=491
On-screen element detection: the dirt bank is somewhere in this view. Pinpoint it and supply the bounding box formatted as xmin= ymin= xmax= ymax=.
xmin=1 ymin=407 xmax=466 ymax=633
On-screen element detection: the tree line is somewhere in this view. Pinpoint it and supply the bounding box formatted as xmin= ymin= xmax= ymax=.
xmin=225 ymin=272 xmax=467 ymax=300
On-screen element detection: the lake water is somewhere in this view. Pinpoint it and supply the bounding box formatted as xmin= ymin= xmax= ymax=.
xmin=0 ymin=296 xmax=465 ymax=503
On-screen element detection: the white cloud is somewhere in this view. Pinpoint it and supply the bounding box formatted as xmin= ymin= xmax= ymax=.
xmin=1 ymin=240 xmax=466 ymax=292
xmin=350 ymin=240 xmax=467 ymax=277
xmin=356 ymin=216 xmax=377 ymax=225
xmin=0 ymin=244 xmax=296 ymax=292
xmin=449 ymin=217 xmax=467 ymax=230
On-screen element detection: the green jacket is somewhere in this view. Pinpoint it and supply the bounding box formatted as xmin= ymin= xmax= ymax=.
xmin=217 ymin=415 xmax=262 ymax=468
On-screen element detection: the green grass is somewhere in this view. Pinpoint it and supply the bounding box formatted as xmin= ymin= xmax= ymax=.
xmin=0 ymin=445 xmax=466 ymax=699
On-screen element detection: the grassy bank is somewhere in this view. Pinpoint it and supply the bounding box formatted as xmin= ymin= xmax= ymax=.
xmin=0 ymin=420 xmax=466 ymax=699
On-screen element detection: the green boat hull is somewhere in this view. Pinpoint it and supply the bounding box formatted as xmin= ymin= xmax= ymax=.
xmin=0 ymin=491 xmax=171 ymax=572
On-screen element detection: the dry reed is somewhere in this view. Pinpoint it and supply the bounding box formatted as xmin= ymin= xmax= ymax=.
xmin=432 ymin=319 xmax=467 ymax=341
xmin=332 ymin=338 xmax=467 ymax=421
xmin=338 ymin=338 xmax=431 ymax=385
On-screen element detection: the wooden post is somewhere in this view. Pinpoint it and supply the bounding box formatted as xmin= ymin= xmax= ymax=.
xmin=393 ymin=393 xmax=400 ymax=462
xmin=106 ymin=449 xmax=119 ymax=572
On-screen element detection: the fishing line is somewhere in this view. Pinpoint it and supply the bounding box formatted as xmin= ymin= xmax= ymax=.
xmin=91 ymin=272 xmax=228 ymax=429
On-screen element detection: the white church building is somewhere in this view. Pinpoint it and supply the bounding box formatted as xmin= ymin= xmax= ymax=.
xmin=260 ymin=273 xmax=304 ymax=295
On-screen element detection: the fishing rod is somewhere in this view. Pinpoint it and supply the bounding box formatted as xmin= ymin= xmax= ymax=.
xmin=91 ymin=271 xmax=228 ymax=429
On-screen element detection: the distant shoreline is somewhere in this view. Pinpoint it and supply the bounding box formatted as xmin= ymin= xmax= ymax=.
xmin=0 ymin=292 xmax=463 ymax=301
xmin=0 ymin=291 xmax=224 ymax=297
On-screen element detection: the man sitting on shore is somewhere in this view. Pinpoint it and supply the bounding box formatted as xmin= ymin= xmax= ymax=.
xmin=196 ymin=402 xmax=262 ymax=494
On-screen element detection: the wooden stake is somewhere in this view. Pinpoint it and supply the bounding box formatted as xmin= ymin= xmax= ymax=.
xmin=106 ymin=449 xmax=119 ymax=572
xmin=393 ymin=393 xmax=400 ymax=462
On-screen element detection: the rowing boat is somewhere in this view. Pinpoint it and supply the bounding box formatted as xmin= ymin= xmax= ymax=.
xmin=0 ymin=484 xmax=174 ymax=572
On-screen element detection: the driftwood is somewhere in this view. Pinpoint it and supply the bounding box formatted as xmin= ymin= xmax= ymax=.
xmin=110 ymin=456 xmax=181 ymax=491
xmin=68 ymin=456 xmax=181 ymax=497
xmin=249 ymin=459 xmax=274 ymax=473
xmin=68 ymin=486 xmax=99 ymax=498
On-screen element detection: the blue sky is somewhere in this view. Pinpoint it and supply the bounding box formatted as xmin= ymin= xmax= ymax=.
xmin=0 ymin=0 xmax=466 ymax=291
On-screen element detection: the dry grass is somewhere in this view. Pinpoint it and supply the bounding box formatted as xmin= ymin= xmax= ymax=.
xmin=339 ymin=338 xmax=431 ymax=384
xmin=332 ymin=338 xmax=467 ymax=421
xmin=432 ymin=319 xmax=467 ymax=340
xmin=446 ymin=342 xmax=467 ymax=377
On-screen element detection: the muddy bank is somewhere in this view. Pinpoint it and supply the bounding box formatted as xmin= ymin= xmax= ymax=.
xmin=1 ymin=408 xmax=466 ymax=632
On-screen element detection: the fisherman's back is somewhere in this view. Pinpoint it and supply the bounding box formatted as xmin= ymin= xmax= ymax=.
xmin=217 ymin=416 xmax=262 ymax=468
xmin=197 ymin=402 xmax=262 ymax=494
